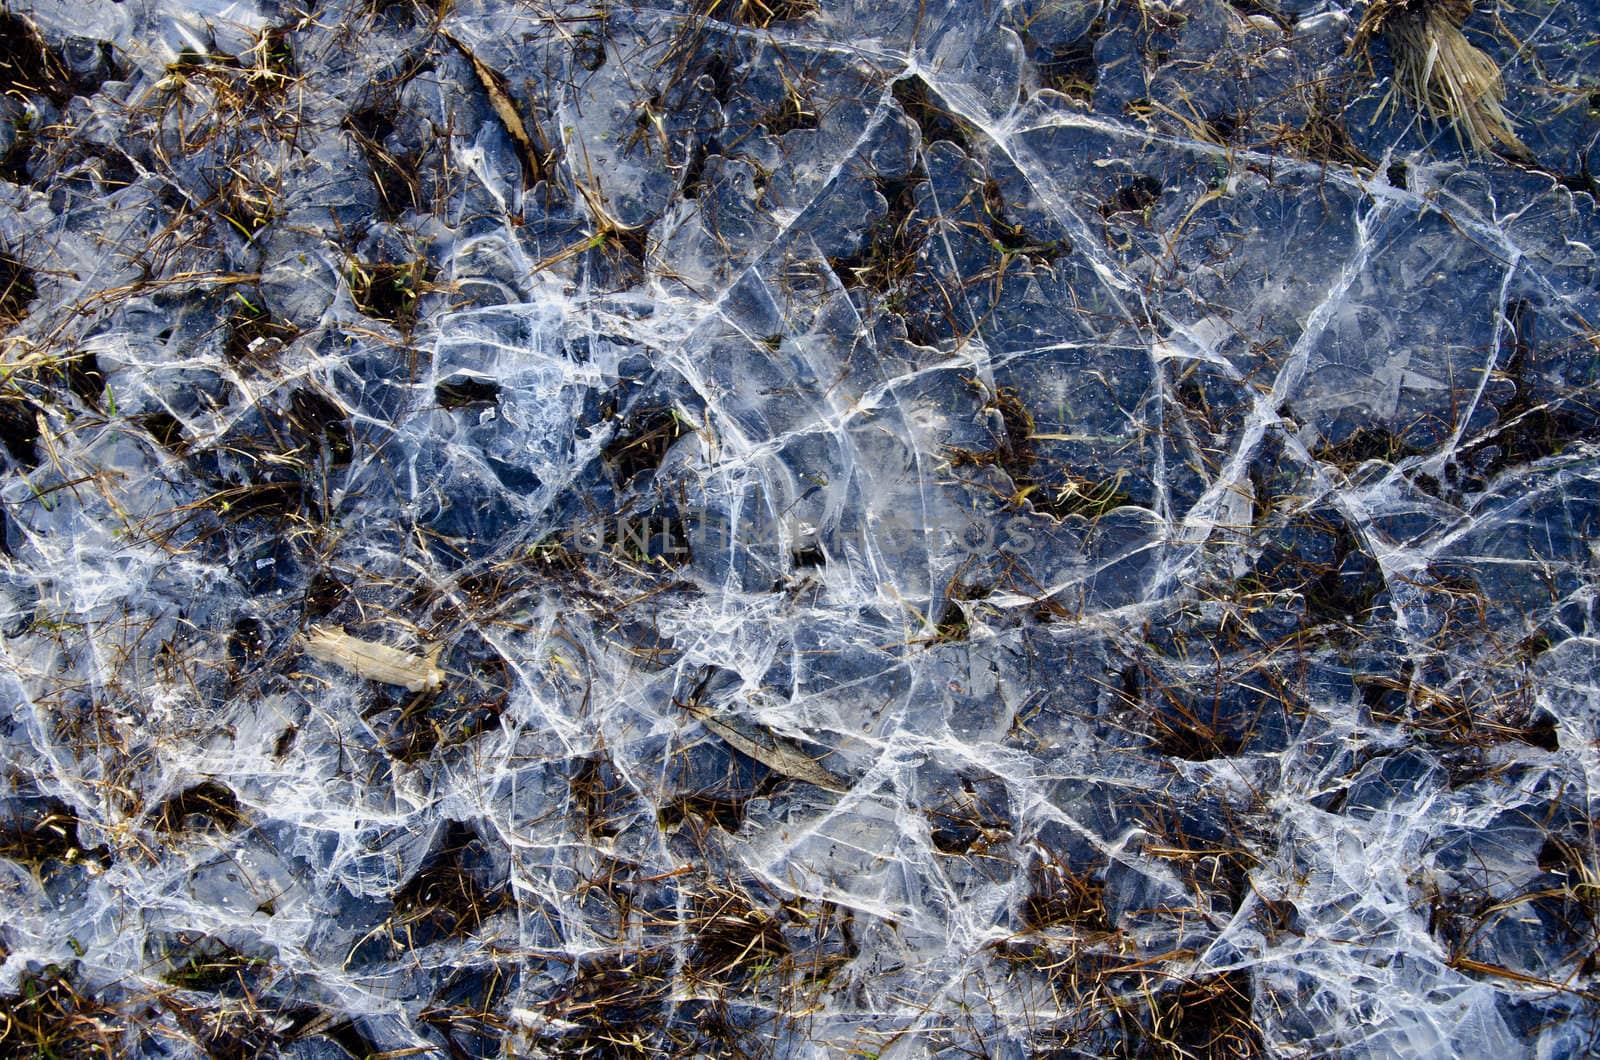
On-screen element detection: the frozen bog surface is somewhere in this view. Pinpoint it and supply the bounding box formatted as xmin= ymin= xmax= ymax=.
xmin=0 ymin=0 xmax=1598 ymax=1055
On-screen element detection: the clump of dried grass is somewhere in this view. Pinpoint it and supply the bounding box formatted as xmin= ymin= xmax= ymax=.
xmin=1356 ymin=0 xmax=1528 ymax=158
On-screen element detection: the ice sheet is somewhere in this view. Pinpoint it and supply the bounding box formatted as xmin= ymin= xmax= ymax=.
xmin=0 ymin=0 xmax=1598 ymax=1055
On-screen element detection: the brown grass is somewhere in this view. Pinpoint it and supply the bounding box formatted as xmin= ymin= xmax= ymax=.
xmin=1356 ymin=0 xmax=1528 ymax=157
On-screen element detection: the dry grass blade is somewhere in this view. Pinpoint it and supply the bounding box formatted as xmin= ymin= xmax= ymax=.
xmin=696 ymin=0 xmax=818 ymax=28
xmin=1356 ymin=0 xmax=1528 ymax=158
xmin=0 ymin=966 xmax=123 ymax=1057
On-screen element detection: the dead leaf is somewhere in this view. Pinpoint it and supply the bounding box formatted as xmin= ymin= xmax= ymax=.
xmin=683 ymin=700 xmax=848 ymax=792
xmin=445 ymin=33 xmax=549 ymax=185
